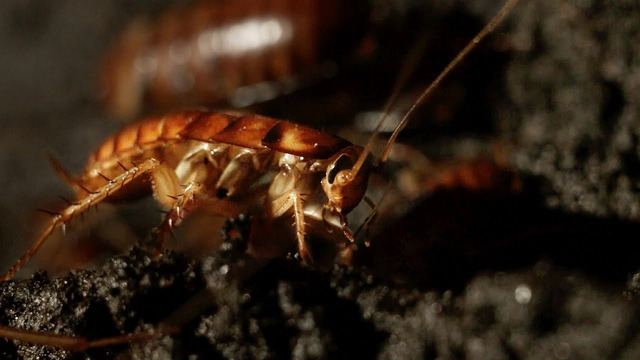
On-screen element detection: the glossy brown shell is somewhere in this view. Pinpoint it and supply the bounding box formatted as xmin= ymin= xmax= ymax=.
xmin=98 ymin=0 xmax=368 ymax=118
xmin=88 ymin=110 xmax=352 ymax=167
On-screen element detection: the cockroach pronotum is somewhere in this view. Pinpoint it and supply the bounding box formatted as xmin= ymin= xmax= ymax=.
xmin=0 ymin=0 xmax=519 ymax=351
xmin=98 ymin=0 xmax=370 ymax=119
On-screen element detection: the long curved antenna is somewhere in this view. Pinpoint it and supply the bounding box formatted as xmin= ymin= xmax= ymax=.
xmin=377 ymin=0 xmax=520 ymax=169
xmin=353 ymin=184 xmax=393 ymax=244
xmin=349 ymin=35 xmax=430 ymax=176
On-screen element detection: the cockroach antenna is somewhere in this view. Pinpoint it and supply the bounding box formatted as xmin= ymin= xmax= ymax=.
xmin=351 ymin=0 xmax=520 ymax=176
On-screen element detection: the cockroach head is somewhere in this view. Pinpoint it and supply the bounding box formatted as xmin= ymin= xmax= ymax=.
xmin=322 ymin=145 xmax=370 ymax=214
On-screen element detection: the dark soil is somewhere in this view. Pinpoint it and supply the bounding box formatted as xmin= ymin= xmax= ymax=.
xmin=2 ymin=219 xmax=639 ymax=359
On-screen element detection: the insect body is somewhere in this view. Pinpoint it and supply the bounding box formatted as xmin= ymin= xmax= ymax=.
xmin=1 ymin=110 xmax=370 ymax=281
xmin=98 ymin=0 xmax=369 ymax=118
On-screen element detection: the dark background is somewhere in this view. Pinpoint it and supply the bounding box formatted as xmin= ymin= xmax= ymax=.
xmin=0 ymin=0 xmax=181 ymax=268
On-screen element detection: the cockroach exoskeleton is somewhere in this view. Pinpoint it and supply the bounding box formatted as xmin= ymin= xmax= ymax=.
xmin=0 ymin=0 xmax=520 ymax=351
xmin=21 ymin=110 xmax=369 ymax=271
xmin=98 ymin=0 xmax=371 ymax=119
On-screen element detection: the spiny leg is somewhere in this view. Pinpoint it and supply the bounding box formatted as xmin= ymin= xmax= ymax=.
xmin=321 ymin=203 xmax=356 ymax=245
xmin=270 ymin=189 xmax=310 ymax=265
xmin=148 ymin=181 xmax=253 ymax=253
xmin=0 ymin=324 xmax=177 ymax=352
xmin=0 ymin=158 xmax=160 ymax=282
xmin=336 ymin=212 xmax=355 ymax=244
xmin=148 ymin=181 xmax=202 ymax=251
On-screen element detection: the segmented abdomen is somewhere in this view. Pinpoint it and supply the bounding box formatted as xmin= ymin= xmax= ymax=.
xmin=88 ymin=110 xmax=352 ymax=171
xmin=98 ymin=0 xmax=368 ymax=118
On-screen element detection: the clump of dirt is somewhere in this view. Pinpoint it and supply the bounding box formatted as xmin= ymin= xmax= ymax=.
xmin=1 ymin=232 xmax=639 ymax=359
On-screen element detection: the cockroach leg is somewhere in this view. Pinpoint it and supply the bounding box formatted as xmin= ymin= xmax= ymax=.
xmin=320 ymin=206 xmax=336 ymax=235
xmin=320 ymin=203 xmax=355 ymax=243
xmin=270 ymin=188 xmax=310 ymax=265
xmin=149 ymin=181 xmax=203 ymax=251
xmin=47 ymin=153 xmax=80 ymax=186
xmin=0 ymin=158 xmax=160 ymax=282
xmin=150 ymin=162 xmax=183 ymax=208
xmin=265 ymin=162 xmax=315 ymax=264
xmin=0 ymin=324 xmax=177 ymax=352
xmin=337 ymin=211 xmax=355 ymax=244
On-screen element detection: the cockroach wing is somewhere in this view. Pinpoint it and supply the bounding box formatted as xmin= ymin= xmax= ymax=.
xmin=185 ymin=114 xmax=279 ymax=149
xmin=180 ymin=111 xmax=351 ymax=158
xmin=180 ymin=112 xmax=260 ymax=148
xmin=262 ymin=121 xmax=351 ymax=159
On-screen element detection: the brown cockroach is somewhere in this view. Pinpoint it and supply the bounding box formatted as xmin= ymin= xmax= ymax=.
xmin=98 ymin=0 xmax=370 ymax=118
xmin=0 ymin=0 xmax=520 ymax=351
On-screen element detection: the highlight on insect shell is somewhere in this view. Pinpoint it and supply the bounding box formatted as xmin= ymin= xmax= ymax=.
xmin=97 ymin=0 xmax=372 ymax=119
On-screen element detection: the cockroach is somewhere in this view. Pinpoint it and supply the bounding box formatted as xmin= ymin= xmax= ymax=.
xmin=98 ymin=0 xmax=370 ymax=118
xmin=0 ymin=0 xmax=520 ymax=351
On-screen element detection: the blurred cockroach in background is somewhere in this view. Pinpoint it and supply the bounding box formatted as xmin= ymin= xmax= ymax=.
xmin=97 ymin=0 xmax=371 ymax=119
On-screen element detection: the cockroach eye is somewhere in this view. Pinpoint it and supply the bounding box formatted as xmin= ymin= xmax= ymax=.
xmin=328 ymin=154 xmax=353 ymax=184
xmin=336 ymin=171 xmax=351 ymax=186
